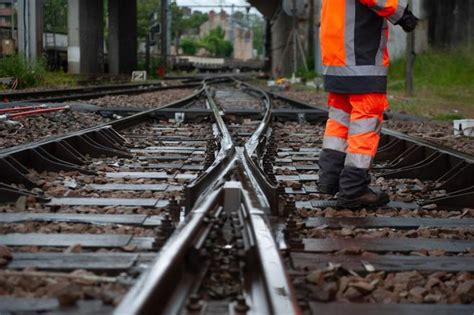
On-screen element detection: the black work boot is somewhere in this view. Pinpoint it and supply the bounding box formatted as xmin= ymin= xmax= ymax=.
xmin=318 ymin=149 xmax=346 ymax=195
xmin=318 ymin=183 xmax=339 ymax=195
xmin=338 ymin=188 xmax=390 ymax=209
xmin=338 ymin=166 xmax=389 ymax=208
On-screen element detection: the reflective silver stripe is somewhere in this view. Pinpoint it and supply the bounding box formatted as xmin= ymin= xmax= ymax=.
xmin=375 ymin=119 xmax=383 ymax=134
xmin=349 ymin=118 xmax=380 ymax=136
xmin=329 ymin=107 xmax=351 ymax=127
xmin=374 ymin=0 xmax=388 ymax=10
xmin=388 ymin=0 xmax=408 ymax=24
xmin=345 ymin=0 xmax=356 ymax=65
xmin=345 ymin=152 xmax=373 ymax=169
xmin=323 ymin=136 xmax=348 ymax=153
xmin=323 ymin=65 xmax=388 ymax=76
xmin=375 ymin=20 xmax=388 ymax=66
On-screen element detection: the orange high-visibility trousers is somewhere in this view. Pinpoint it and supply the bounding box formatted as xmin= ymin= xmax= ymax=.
xmin=318 ymin=92 xmax=388 ymax=197
xmin=323 ymin=93 xmax=388 ymax=169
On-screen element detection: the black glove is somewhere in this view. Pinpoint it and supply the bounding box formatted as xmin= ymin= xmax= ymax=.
xmin=396 ymin=7 xmax=418 ymax=33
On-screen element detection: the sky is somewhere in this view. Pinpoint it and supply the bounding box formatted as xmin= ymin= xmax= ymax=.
xmin=175 ymin=0 xmax=261 ymax=15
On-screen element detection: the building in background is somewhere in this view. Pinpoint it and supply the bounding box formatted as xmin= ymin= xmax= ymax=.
xmin=232 ymin=26 xmax=253 ymax=60
xmin=0 ymin=0 xmax=16 ymax=55
xmin=199 ymin=10 xmax=254 ymax=60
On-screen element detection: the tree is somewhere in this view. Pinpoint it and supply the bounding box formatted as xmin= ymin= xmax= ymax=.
xmin=137 ymin=0 xmax=160 ymax=39
xmin=171 ymin=4 xmax=208 ymax=39
xmin=231 ymin=11 xmax=245 ymax=23
xmin=201 ymin=27 xmax=233 ymax=58
xmin=170 ymin=2 xmax=184 ymax=41
xmin=180 ymin=37 xmax=199 ymax=55
xmin=136 ymin=1 xmax=208 ymax=52
xmin=183 ymin=11 xmax=209 ymax=35
xmin=44 ymin=0 xmax=68 ymax=34
xmin=250 ymin=15 xmax=265 ymax=56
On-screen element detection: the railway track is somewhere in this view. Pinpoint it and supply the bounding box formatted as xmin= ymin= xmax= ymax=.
xmin=0 ymin=81 xmax=198 ymax=104
xmin=0 ymin=77 xmax=473 ymax=314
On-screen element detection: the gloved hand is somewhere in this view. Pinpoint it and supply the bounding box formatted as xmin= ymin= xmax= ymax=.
xmin=396 ymin=7 xmax=418 ymax=32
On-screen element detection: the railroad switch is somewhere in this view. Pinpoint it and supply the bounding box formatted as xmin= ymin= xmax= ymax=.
xmin=224 ymin=181 xmax=243 ymax=213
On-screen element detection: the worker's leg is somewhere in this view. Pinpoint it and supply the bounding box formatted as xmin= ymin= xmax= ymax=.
xmin=318 ymin=93 xmax=352 ymax=195
xmin=338 ymin=93 xmax=389 ymax=207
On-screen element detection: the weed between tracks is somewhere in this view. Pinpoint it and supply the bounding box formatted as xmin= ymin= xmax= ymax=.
xmin=0 ymin=55 xmax=77 ymax=90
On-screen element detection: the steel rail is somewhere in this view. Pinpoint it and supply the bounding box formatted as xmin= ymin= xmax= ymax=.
xmin=184 ymin=82 xmax=236 ymax=211
xmin=114 ymin=189 xmax=225 ymax=315
xmin=267 ymin=88 xmax=474 ymax=162
xmin=381 ymin=127 xmax=474 ymax=163
xmin=185 ymin=78 xmax=275 ymax=211
xmin=0 ymin=86 xmax=207 ymax=201
xmin=266 ymin=85 xmax=474 ymax=208
xmin=0 ymin=87 xmax=206 ymax=157
xmin=0 ymin=83 xmax=201 ymax=105
xmin=115 ymin=78 xmax=300 ymax=315
xmin=0 ymin=81 xmax=167 ymax=100
xmin=115 ymin=79 xmax=471 ymax=315
xmin=237 ymin=81 xmax=273 ymax=156
xmin=233 ymin=83 xmax=300 ymax=314
xmin=116 ymin=78 xmax=239 ymax=315
xmin=265 ymin=89 xmax=327 ymax=112
xmin=235 ymin=80 xmax=281 ymax=214
xmin=238 ymin=186 xmax=301 ymax=315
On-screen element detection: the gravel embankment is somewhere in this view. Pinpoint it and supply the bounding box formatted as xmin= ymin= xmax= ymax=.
xmin=86 ymin=89 xmax=197 ymax=109
xmin=0 ymin=111 xmax=111 ymax=149
xmin=385 ymin=120 xmax=474 ymax=156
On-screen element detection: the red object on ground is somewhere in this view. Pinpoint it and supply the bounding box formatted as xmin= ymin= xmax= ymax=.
xmin=8 ymin=106 xmax=69 ymax=119
xmin=0 ymin=106 xmax=41 ymax=114
xmin=157 ymin=66 xmax=165 ymax=78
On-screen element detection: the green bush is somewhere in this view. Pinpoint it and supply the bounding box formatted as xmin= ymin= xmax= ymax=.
xmin=180 ymin=27 xmax=234 ymax=58
xmin=181 ymin=37 xmax=200 ymax=55
xmin=200 ymin=27 xmax=233 ymax=58
xmin=0 ymin=55 xmax=47 ymax=88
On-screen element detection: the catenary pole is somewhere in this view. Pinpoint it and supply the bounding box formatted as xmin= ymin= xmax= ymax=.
xmin=405 ymin=0 xmax=415 ymax=96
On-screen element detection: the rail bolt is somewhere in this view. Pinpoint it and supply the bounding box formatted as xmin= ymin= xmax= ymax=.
xmin=277 ymin=184 xmax=286 ymax=196
xmin=168 ymin=197 xmax=180 ymax=222
xmin=186 ymin=294 xmax=203 ymax=312
xmin=234 ymin=295 xmax=250 ymax=313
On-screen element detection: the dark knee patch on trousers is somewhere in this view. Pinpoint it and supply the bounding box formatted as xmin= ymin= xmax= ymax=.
xmin=318 ymin=149 xmax=346 ymax=186
xmin=339 ymin=166 xmax=371 ymax=198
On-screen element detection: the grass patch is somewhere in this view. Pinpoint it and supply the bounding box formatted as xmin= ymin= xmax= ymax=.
xmin=0 ymin=55 xmax=47 ymax=89
xmin=388 ymin=47 xmax=474 ymax=119
xmin=42 ymin=71 xmax=78 ymax=88
xmin=389 ymin=47 xmax=474 ymax=91
xmin=433 ymin=112 xmax=464 ymax=121
xmin=0 ymin=55 xmax=78 ymax=90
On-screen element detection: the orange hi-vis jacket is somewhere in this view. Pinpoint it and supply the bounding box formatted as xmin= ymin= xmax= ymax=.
xmin=321 ymin=0 xmax=408 ymax=93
